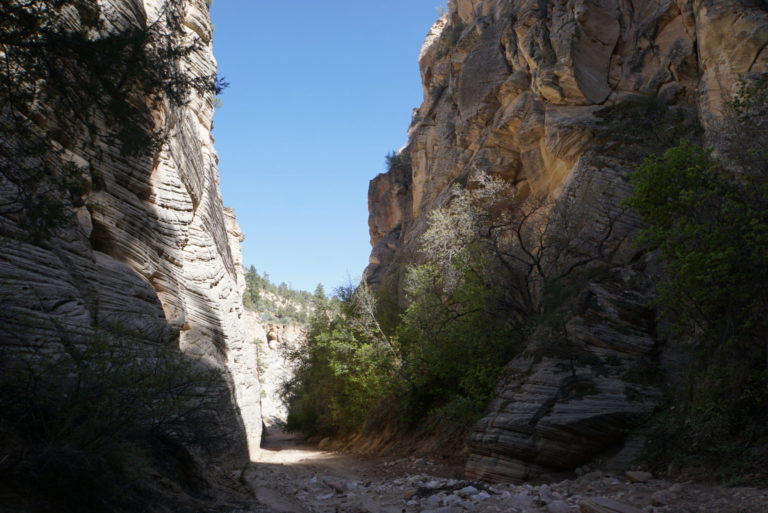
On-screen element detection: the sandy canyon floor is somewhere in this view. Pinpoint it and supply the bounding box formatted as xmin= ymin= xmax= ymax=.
xmin=239 ymin=428 xmax=767 ymax=513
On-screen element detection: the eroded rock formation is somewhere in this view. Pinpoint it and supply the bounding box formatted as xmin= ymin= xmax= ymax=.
xmin=366 ymin=0 xmax=768 ymax=482
xmin=0 ymin=0 xmax=261 ymax=462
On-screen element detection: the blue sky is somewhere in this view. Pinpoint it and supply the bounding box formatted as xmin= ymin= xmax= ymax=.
xmin=211 ymin=1 xmax=442 ymax=292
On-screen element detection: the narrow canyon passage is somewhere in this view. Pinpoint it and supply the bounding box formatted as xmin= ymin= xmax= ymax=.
xmin=4 ymin=1 xmax=768 ymax=511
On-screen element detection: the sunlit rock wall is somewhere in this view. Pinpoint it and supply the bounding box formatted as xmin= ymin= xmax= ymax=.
xmin=366 ymin=0 xmax=768 ymax=482
xmin=0 ymin=0 xmax=261 ymax=462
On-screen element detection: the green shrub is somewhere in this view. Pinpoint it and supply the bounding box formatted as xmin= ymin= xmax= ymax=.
xmin=385 ymin=149 xmax=412 ymax=173
xmin=593 ymin=95 xmax=701 ymax=161
xmin=444 ymin=21 xmax=466 ymax=47
xmin=395 ymin=262 xmax=519 ymax=424
xmin=628 ymin=139 xmax=768 ymax=478
xmin=282 ymin=285 xmax=397 ymax=436
xmin=283 ymin=171 xmax=623 ymax=437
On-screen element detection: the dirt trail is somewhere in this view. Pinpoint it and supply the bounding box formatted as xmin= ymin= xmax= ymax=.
xmin=245 ymin=429 xmax=453 ymax=513
xmin=244 ymin=429 xmax=768 ymax=513
xmin=243 ymin=318 xmax=767 ymax=513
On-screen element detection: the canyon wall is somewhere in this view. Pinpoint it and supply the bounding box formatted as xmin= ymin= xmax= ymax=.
xmin=0 ymin=0 xmax=261 ymax=462
xmin=367 ymin=0 xmax=768 ymax=482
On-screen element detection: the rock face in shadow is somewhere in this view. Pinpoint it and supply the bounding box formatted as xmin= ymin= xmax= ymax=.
xmin=466 ymin=264 xmax=660 ymax=482
xmin=0 ymin=0 xmax=260 ymax=463
xmin=366 ymin=0 xmax=768 ymax=482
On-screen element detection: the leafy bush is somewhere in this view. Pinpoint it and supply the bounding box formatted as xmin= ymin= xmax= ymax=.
xmin=395 ymin=262 xmax=519 ymax=424
xmin=282 ymin=284 xmax=397 ymax=435
xmin=593 ymin=95 xmax=701 ymax=161
xmin=284 ymin=173 xmax=622 ymax=436
xmin=443 ymin=21 xmax=467 ymax=47
xmin=385 ymin=149 xmax=412 ymax=173
xmin=627 ymin=78 xmax=768 ymax=479
xmin=628 ymin=141 xmax=768 ymax=471
xmin=721 ymin=74 xmax=768 ymax=176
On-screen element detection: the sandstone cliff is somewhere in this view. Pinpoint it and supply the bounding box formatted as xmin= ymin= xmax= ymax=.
xmin=367 ymin=0 xmax=768 ymax=482
xmin=0 ymin=0 xmax=261 ymax=464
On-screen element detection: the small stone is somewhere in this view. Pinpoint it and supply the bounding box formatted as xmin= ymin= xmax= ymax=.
xmin=442 ymin=494 xmax=464 ymax=507
xmin=458 ymin=485 xmax=479 ymax=497
xmin=315 ymin=493 xmax=334 ymax=501
xmin=475 ymin=491 xmax=491 ymax=501
xmin=625 ymin=471 xmax=653 ymax=483
xmin=404 ymin=489 xmax=418 ymax=500
xmin=425 ymin=493 xmax=445 ymax=506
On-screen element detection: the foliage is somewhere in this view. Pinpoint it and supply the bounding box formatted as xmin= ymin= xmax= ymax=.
xmin=0 ymin=0 xmax=226 ymax=243
xmin=394 ymin=173 xmax=622 ymax=423
xmin=0 ymin=325 xmax=228 ymax=512
xmin=626 ymin=142 xmax=768 ymax=342
xmin=282 ymin=283 xmax=397 ymax=436
xmin=593 ymin=95 xmax=701 ymax=161
xmin=719 ymin=74 xmax=768 ymax=176
xmin=627 ymin=80 xmax=768 ymax=478
xmin=396 ymin=262 xmax=520 ymax=423
xmin=385 ymin=149 xmax=412 ymax=173
xmin=284 ymin=172 xmax=623 ymax=436
xmin=242 ymin=265 xmax=315 ymax=324
xmin=442 ymin=21 xmax=467 ymax=47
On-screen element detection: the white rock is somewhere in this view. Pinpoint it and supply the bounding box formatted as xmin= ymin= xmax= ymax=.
xmin=475 ymin=491 xmax=491 ymax=501
xmin=442 ymin=494 xmax=464 ymax=507
xmin=425 ymin=493 xmax=445 ymax=507
xmin=458 ymin=485 xmax=479 ymax=497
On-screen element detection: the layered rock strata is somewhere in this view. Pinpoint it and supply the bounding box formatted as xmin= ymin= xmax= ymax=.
xmin=0 ymin=0 xmax=261 ymax=461
xmin=367 ymin=0 xmax=768 ymax=481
